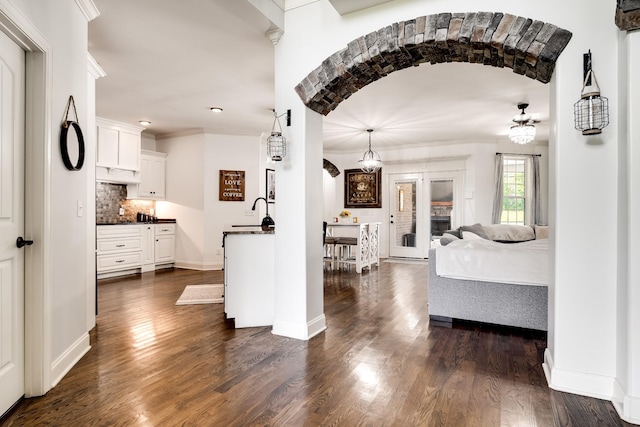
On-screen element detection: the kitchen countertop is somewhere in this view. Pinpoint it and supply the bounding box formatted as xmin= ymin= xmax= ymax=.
xmin=223 ymin=226 xmax=274 ymax=235
xmin=97 ymin=219 xmax=177 ymax=226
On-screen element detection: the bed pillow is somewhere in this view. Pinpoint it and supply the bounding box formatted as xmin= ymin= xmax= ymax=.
xmin=534 ymin=225 xmax=549 ymax=239
xmin=439 ymin=232 xmax=460 ymax=246
xmin=459 ymin=223 xmax=490 ymax=240
xmin=483 ymin=224 xmax=535 ymax=242
xmin=442 ymin=228 xmax=461 ymax=239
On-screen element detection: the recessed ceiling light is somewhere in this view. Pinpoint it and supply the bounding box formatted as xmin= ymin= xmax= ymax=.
xmin=210 ymin=107 xmax=224 ymax=113
xmin=139 ymin=120 xmax=151 ymax=126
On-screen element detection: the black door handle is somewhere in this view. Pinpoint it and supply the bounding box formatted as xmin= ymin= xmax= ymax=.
xmin=17 ymin=237 xmax=34 ymax=248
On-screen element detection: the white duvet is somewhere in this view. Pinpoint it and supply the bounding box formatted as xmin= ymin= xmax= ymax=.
xmin=435 ymin=238 xmax=548 ymax=286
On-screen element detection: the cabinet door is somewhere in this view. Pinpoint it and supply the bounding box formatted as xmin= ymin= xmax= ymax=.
xmin=150 ymin=157 xmax=166 ymax=198
xmin=118 ymin=131 xmax=140 ymax=171
xmin=96 ymin=126 xmax=119 ymax=167
xmin=155 ymin=234 xmax=175 ymax=264
xmin=142 ymin=225 xmax=155 ymax=265
xmin=138 ymin=156 xmax=155 ymax=197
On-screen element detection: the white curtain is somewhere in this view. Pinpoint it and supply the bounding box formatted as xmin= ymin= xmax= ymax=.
xmin=491 ymin=154 xmax=504 ymax=224
xmin=532 ymin=155 xmax=541 ymax=225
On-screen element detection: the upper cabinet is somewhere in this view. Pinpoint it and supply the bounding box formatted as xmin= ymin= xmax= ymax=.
xmin=127 ymin=150 xmax=167 ymax=200
xmin=96 ymin=118 xmax=144 ymax=184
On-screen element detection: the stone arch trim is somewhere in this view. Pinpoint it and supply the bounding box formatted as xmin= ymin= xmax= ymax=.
xmin=295 ymin=12 xmax=572 ymax=116
xmin=323 ymin=159 xmax=340 ymax=177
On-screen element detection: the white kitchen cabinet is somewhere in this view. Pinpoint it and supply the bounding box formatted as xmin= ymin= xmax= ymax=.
xmin=96 ymin=118 xmax=142 ymax=170
xmin=154 ymin=224 xmax=175 ymax=266
xmin=96 ymin=224 xmax=143 ymax=278
xmin=141 ymin=224 xmax=155 ymax=272
xmin=127 ymin=150 xmax=166 ymax=200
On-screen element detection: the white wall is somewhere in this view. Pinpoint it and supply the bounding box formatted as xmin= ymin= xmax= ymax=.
xmin=276 ymin=0 xmax=633 ymax=420
xmin=156 ymin=131 xmax=262 ymax=269
xmin=4 ymin=0 xmax=96 ymax=391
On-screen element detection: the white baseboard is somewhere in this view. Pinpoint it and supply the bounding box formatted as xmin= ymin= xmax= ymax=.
xmin=613 ymin=378 xmax=640 ymax=425
xmin=50 ymin=333 xmax=91 ymax=388
xmin=543 ymin=349 xmax=614 ymax=401
xmin=272 ymin=314 xmax=326 ymax=340
xmin=174 ymin=260 xmax=222 ymax=271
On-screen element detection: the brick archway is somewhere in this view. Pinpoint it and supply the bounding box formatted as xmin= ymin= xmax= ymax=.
xmin=295 ymin=12 xmax=572 ymax=115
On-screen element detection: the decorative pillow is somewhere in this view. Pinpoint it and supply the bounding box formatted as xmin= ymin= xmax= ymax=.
xmin=459 ymin=223 xmax=490 ymax=240
xmin=461 ymin=231 xmax=483 ymax=240
xmin=534 ymin=225 xmax=549 ymax=239
xmin=439 ymin=232 xmax=460 ymax=246
xmin=483 ymin=224 xmax=535 ymax=242
xmin=442 ymin=228 xmax=461 ymax=239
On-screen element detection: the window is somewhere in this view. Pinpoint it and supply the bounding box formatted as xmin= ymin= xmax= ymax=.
xmin=501 ymin=158 xmax=526 ymax=225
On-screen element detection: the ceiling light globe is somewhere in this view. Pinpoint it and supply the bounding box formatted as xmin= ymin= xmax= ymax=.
xmin=509 ymin=123 xmax=536 ymax=144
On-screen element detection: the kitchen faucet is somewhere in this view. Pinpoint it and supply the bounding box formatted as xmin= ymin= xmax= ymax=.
xmin=251 ymin=197 xmax=275 ymax=229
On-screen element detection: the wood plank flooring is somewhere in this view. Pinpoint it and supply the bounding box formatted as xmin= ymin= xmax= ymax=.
xmin=2 ymin=262 xmax=631 ymax=426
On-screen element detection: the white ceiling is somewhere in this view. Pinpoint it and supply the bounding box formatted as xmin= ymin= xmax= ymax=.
xmin=88 ymin=0 xmax=550 ymax=153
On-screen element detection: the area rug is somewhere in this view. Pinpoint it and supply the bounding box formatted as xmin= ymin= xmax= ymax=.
xmin=384 ymin=258 xmax=429 ymax=265
xmin=176 ymin=284 xmax=224 ymax=305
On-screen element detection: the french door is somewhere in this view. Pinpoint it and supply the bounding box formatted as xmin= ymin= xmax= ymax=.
xmin=389 ymin=173 xmax=425 ymax=258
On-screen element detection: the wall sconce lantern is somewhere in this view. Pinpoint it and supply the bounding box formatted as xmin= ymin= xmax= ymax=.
xmin=574 ymin=51 xmax=609 ymax=135
xmin=267 ymin=109 xmax=290 ymax=161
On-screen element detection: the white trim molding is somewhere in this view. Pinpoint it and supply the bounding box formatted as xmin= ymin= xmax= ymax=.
xmin=74 ymin=0 xmax=99 ymax=22
xmin=613 ymin=379 xmax=640 ymax=425
xmin=50 ymin=334 xmax=91 ymax=388
xmin=272 ymin=314 xmax=326 ymax=340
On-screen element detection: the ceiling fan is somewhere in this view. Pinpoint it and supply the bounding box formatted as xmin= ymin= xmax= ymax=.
xmin=509 ymin=103 xmax=538 ymax=144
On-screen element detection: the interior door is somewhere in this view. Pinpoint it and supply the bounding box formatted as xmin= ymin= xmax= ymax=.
xmin=389 ymin=173 xmax=424 ymax=258
xmin=0 ymin=29 xmax=26 ymax=415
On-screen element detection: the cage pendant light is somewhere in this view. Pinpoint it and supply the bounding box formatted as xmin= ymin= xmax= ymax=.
xmin=574 ymin=68 xmax=609 ymax=135
xmin=267 ymin=110 xmax=286 ymax=161
xmin=359 ymin=129 xmax=382 ymax=173
xmin=509 ymin=103 xmax=536 ymax=145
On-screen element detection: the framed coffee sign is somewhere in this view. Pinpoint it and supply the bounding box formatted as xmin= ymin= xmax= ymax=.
xmin=219 ymin=170 xmax=245 ymax=201
xmin=344 ymin=168 xmax=382 ymax=208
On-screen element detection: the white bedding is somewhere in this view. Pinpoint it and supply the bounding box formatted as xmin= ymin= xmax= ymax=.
xmin=435 ymin=238 xmax=548 ymax=286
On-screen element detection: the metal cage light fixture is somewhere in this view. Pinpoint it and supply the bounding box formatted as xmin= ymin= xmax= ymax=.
xmin=359 ymin=129 xmax=382 ymax=173
xmin=509 ymin=103 xmax=536 ymax=145
xmin=267 ymin=109 xmax=290 ymax=161
xmin=574 ymin=51 xmax=609 ymax=136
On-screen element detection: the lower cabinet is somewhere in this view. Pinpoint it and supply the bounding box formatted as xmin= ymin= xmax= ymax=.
xmin=141 ymin=224 xmax=155 ymax=272
xmin=155 ymin=224 xmax=176 ymax=266
xmin=96 ymin=225 xmax=143 ymax=278
xmin=97 ymin=223 xmax=176 ymax=279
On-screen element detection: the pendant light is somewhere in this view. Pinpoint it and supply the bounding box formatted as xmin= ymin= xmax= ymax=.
xmin=509 ymin=103 xmax=536 ymax=145
xmin=267 ymin=109 xmax=289 ymax=161
xmin=359 ymin=129 xmax=382 ymax=173
xmin=574 ymin=51 xmax=609 ymax=136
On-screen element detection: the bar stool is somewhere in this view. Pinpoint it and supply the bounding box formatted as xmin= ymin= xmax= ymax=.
xmin=336 ymin=223 xmax=369 ymax=273
xmin=323 ymin=222 xmax=337 ymax=270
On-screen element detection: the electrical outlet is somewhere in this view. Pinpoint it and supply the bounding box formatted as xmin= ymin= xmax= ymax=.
xmin=245 ymin=210 xmax=255 ymax=216
xmin=119 ymin=207 xmax=125 ymax=215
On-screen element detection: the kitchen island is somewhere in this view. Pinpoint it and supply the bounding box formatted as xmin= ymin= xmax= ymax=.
xmin=223 ymin=227 xmax=275 ymax=328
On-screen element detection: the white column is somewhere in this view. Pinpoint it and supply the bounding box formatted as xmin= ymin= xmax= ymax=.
xmin=612 ymin=29 xmax=640 ymax=425
xmin=270 ymin=86 xmax=326 ymax=340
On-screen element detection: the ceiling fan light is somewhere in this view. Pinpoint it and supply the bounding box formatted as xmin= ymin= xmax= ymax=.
xmin=509 ymin=122 xmax=536 ymax=144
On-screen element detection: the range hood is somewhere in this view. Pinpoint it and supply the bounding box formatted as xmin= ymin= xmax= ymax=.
xmin=95 ymin=166 xmax=140 ymax=184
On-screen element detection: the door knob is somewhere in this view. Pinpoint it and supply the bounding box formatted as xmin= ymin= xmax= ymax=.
xmin=16 ymin=237 xmax=34 ymax=248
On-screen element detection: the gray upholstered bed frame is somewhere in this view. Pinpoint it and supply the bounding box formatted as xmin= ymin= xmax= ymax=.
xmin=428 ymin=249 xmax=548 ymax=331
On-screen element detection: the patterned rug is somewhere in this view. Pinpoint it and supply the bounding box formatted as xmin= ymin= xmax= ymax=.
xmin=176 ymin=284 xmax=224 ymax=305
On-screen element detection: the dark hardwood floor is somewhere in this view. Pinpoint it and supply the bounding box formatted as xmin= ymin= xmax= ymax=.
xmin=2 ymin=262 xmax=630 ymax=426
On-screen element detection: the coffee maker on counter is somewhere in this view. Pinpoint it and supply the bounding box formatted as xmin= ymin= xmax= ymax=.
xmin=136 ymin=212 xmax=157 ymax=223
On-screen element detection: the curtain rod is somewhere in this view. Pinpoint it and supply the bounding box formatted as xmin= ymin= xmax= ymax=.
xmin=496 ymin=152 xmax=542 ymax=157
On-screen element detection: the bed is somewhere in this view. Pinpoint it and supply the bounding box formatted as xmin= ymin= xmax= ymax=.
xmin=428 ymin=232 xmax=548 ymax=331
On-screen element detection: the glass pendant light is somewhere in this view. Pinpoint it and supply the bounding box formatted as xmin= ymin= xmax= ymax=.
xmin=359 ymin=129 xmax=382 ymax=173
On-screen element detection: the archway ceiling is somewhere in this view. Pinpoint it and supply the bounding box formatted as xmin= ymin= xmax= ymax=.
xmin=323 ymin=61 xmax=549 ymax=153
xmin=88 ymin=1 xmax=550 ymax=154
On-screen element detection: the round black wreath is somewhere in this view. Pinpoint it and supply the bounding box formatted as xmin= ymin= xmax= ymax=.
xmin=60 ymin=120 xmax=85 ymax=171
